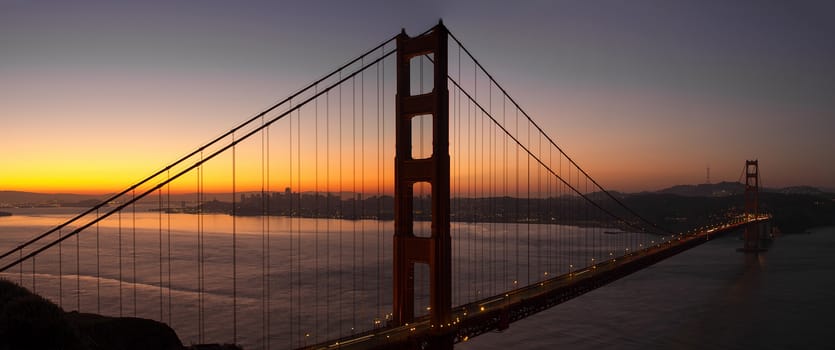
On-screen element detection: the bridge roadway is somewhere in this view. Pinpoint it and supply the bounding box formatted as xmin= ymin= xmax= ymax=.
xmin=303 ymin=215 xmax=769 ymax=350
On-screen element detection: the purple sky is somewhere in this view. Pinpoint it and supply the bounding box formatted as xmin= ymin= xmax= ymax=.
xmin=2 ymin=0 xmax=834 ymax=193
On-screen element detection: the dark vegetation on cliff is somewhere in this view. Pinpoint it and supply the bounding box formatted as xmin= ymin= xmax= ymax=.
xmin=0 ymin=279 xmax=242 ymax=350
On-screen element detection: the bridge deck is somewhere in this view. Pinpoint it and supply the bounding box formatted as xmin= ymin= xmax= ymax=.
xmin=303 ymin=217 xmax=768 ymax=350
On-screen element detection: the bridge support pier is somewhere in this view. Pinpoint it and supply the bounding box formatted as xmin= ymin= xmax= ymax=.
xmin=392 ymin=21 xmax=453 ymax=348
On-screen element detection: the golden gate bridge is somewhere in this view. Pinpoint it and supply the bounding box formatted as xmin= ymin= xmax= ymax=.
xmin=0 ymin=22 xmax=770 ymax=350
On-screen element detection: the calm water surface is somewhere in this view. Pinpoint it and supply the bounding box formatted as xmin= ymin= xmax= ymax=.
xmin=1 ymin=208 xmax=832 ymax=349
xmin=460 ymin=226 xmax=835 ymax=350
xmin=1 ymin=207 xmax=646 ymax=349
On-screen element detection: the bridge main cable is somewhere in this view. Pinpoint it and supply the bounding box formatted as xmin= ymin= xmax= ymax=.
xmin=446 ymin=75 xmax=653 ymax=236
xmin=446 ymin=29 xmax=671 ymax=235
xmin=0 ymin=40 xmax=399 ymax=273
xmin=0 ymin=34 xmax=398 ymax=266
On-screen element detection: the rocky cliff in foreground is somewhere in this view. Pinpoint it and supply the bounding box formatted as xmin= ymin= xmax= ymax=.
xmin=0 ymin=279 xmax=241 ymax=350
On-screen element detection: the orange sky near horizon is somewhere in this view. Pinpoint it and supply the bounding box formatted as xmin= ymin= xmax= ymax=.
xmin=1 ymin=143 xmax=590 ymax=198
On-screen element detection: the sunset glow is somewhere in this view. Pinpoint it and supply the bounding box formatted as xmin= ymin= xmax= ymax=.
xmin=3 ymin=1 xmax=834 ymax=195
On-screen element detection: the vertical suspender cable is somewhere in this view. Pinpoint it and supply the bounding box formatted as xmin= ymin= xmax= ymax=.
xmin=376 ymin=48 xmax=383 ymax=324
xmin=570 ymin=165 xmax=575 ymax=272
xmin=453 ymin=50 xmax=460 ymax=305
xmin=374 ymin=57 xmax=384 ymax=327
xmin=477 ymin=94 xmax=483 ymax=296
xmin=559 ymin=155 xmax=564 ymax=274
xmin=314 ymin=87 xmax=320 ymax=343
xmin=96 ymin=208 xmax=101 ymax=314
xmin=203 ymin=159 xmax=207 ymax=336
xmin=118 ymin=210 xmax=123 ymax=317
xmin=474 ymin=63 xmax=481 ymax=297
xmin=351 ymin=75 xmax=357 ymax=332
xmin=549 ymin=143 xmax=553 ymax=276
xmin=194 ymin=164 xmax=199 ymax=340
xmin=310 ymin=87 xmax=322 ymax=343
xmin=326 ymin=89 xmax=331 ymax=338
xmin=159 ymin=186 xmax=163 ymax=320
xmin=575 ymin=167 xmax=580 ymax=271
xmin=467 ymin=92 xmax=473 ymax=300
xmin=515 ymin=107 xmax=519 ymax=287
xmin=259 ymin=117 xmax=266 ymax=347
xmin=296 ymin=107 xmax=302 ymax=345
xmin=380 ymin=48 xmax=386 ymax=321
xmin=132 ymin=189 xmax=137 ymax=316
xmin=58 ymin=229 xmax=62 ymax=308
xmin=491 ymin=83 xmax=497 ymax=293
xmin=360 ymin=58 xmax=366 ymax=322
xmin=569 ymin=162 xmax=573 ymax=273
xmin=526 ymin=120 xmax=531 ymax=285
xmin=481 ymin=98 xmax=486 ymax=295
xmin=232 ymin=134 xmax=238 ymax=343
xmin=491 ymin=85 xmax=497 ymax=294
xmin=76 ymin=220 xmax=80 ymax=311
xmin=338 ymin=72 xmax=344 ymax=337
xmin=288 ymin=104 xmax=294 ymax=348
xmin=453 ymin=65 xmax=460 ymax=305
xmin=537 ymin=132 xmax=542 ymax=280
xmin=502 ymin=94 xmax=507 ymax=288
xmin=382 ymin=49 xmax=387 ymax=322
xmin=197 ymin=155 xmax=202 ymax=342
xmin=167 ymin=169 xmax=172 ymax=324
xmin=264 ymin=117 xmax=271 ymax=349
xmin=577 ymin=176 xmax=594 ymax=265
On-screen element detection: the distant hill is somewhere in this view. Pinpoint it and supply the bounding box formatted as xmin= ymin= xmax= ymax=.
xmin=656 ymin=181 xmax=744 ymax=197
xmin=0 ymin=191 xmax=105 ymax=205
xmin=656 ymin=182 xmax=834 ymax=198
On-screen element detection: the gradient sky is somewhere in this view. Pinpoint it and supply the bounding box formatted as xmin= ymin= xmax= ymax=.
xmin=2 ymin=0 xmax=834 ymax=194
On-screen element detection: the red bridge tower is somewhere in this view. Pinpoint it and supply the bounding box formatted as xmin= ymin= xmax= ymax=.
xmin=740 ymin=160 xmax=767 ymax=252
xmin=392 ymin=22 xmax=453 ymax=349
